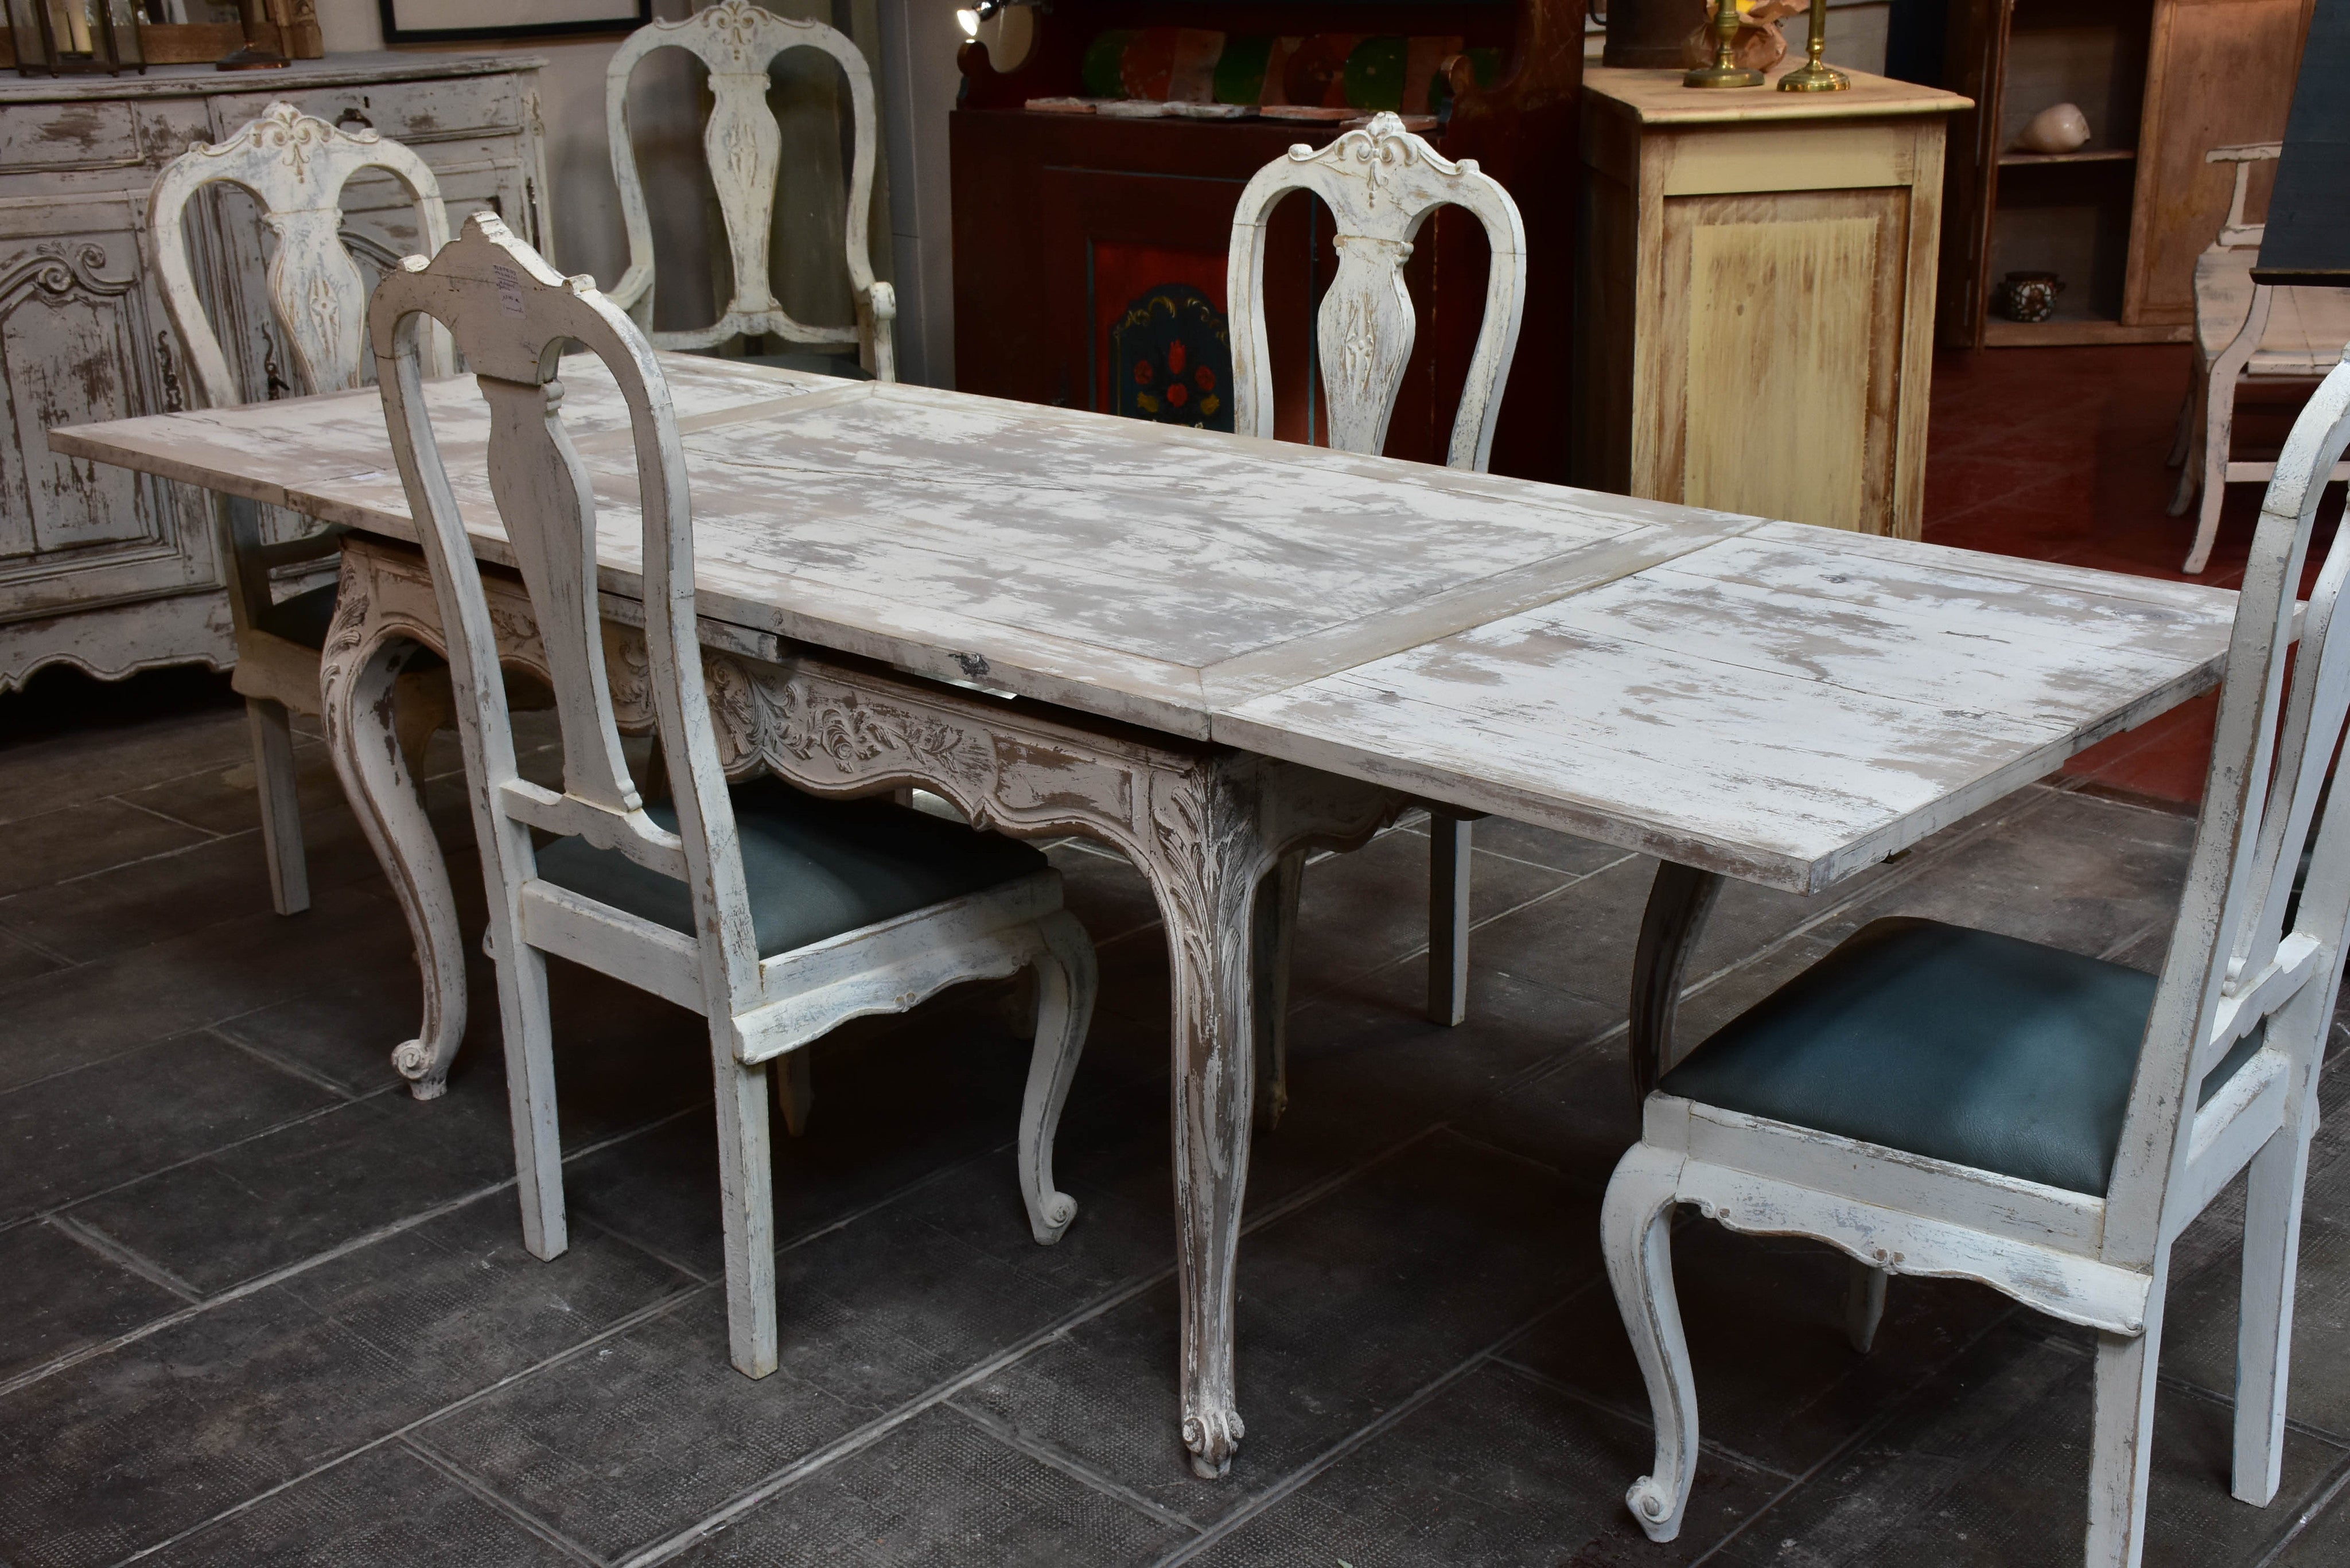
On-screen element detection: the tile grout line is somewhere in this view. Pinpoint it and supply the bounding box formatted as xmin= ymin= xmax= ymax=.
xmin=45 ymin=1215 xmax=205 ymax=1306
xmin=1152 ymin=1287 xmax=1605 ymax=1567
xmin=1486 ymin=1355 xmax=1802 ymax=1484
xmin=205 ymin=1023 xmax=375 ymax=1102
xmin=0 ymin=1081 xmax=403 ymax=1244
xmin=1680 ymin=1301 xmax=2030 ymax=1567
xmin=0 ymin=1102 xmax=707 ymax=1400
xmin=109 ymin=1287 xmax=709 ymax=1568
xmin=400 ymin=1432 xmax=614 ymax=1567
xmin=2250 ymin=1447 xmax=2350 ymax=1568
xmin=946 ymin=1398 xmax=1207 ymax=1538
xmin=613 ymin=1126 xmax=1456 ymax=1568
xmin=110 ymin=792 xmax=230 ymax=841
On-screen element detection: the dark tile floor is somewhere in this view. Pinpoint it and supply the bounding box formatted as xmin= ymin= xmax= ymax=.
xmin=10 ymin=346 xmax=2350 ymax=1566
xmin=6 ymin=660 xmax=2350 ymax=1568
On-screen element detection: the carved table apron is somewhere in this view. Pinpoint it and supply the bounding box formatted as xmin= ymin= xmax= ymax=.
xmin=321 ymin=532 xmax=1398 ymax=1479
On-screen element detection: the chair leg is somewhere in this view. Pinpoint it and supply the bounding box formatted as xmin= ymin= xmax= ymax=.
xmin=1603 ymin=1142 xmax=1698 ymax=1543
xmin=1019 ymin=909 xmax=1097 ymax=1246
xmin=2183 ymin=371 xmax=2238 ymax=574
xmin=247 ymin=697 xmax=310 ymax=916
xmin=487 ymin=933 xmax=567 ymax=1262
xmin=2166 ymin=380 xmax=2195 ymax=469
xmin=2085 ymin=1283 xmax=2168 ymax=1568
xmin=1427 ymin=811 xmax=1472 ymax=1027
xmin=1844 ymin=1259 xmax=1888 ymax=1353
xmin=773 ymin=1048 xmax=813 ymax=1138
xmin=1252 ymin=851 xmax=1305 ymax=1131
xmin=711 ymin=1029 xmax=780 ymax=1378
xmin=2234 ymin=1108 xmax=2318 ymax=1505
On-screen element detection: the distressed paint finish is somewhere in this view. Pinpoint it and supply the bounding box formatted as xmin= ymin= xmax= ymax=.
xmin=1602 ymin=350 xmax=2350 ymax=1567
xmin=149 ymin=101 xmax=457 ymax=919
xmin=0 ymin=57 xmax=546 ymax=696
xmin=149 ymin=100 xmax=452 ymax=410
xmin=361 ymin=213 xmax=1099 ymax=1384
xmin=604 ymin=0 xmax=894 ymax=379
xmin=56 ymin=344 xmax=2243 ymax=1481
xmin=1228 ymin=112 xmax=1527 ymax=473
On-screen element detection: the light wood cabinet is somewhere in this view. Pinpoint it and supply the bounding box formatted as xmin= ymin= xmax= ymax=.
xmin=1572 ymin=67 xmax=1966 ymax=540
xmin=0 ymin=53 xmax=547 ymax=694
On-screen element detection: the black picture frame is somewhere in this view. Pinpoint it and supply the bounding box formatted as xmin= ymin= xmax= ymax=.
xmin=376 ymin=0 xmax=647 ymax=45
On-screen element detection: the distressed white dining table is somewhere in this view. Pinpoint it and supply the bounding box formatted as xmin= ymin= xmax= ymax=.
xmin=53 ymin=354 xmax=2240 ymax=1479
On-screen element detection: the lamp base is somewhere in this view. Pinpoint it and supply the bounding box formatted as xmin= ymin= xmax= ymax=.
xmin=1683 ymin=63 xmax=1766 ymax=87
xmin=1777 ymin=59 xmax=1851 ymax=90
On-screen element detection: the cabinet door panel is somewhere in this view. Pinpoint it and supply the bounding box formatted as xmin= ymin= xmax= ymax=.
xmin=0 ymin=227 xmax=209 ymax=618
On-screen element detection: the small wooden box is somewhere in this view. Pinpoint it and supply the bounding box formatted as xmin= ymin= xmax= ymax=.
xmin=1572 ymin=66 xmax=1967 ymax=539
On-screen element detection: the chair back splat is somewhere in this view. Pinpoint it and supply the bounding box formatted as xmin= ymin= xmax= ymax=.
xmin=1226 ymin=110 xmax=1526 ymax=472
xmin=373 ymin=213 xmax=754 ymax=1033
xmin=371 ymin=214 xmax=1096 ymax=1380
xmin=603 ymin=0 xmax=894 ymax=379
xmin=151 ymin=100 xmax=452 ymax=406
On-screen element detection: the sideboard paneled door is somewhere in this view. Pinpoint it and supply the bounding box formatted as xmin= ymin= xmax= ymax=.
xmin=0 ymin=55 xmax=548 ymax=693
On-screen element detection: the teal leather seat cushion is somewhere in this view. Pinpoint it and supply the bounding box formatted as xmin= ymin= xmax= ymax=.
xmin=533 ymin=777 xmax=1048 ymax=959
xmin=1658 ymin=918 xmax=2258 ymax=1197
xmin=251 ymin=583 xmax=342 ymax=649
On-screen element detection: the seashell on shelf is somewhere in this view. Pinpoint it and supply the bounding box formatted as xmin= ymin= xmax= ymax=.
xmin=2017 ymin=103 xmax=2092 ymax=154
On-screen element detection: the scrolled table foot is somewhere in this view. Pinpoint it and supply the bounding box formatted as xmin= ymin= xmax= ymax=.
xmin=1627 ymin=1476 xmax=1682 ymax=1542
xmin=1183 ymin=1406 xmax=1244 ymax=1479
xmin=394 ymin=1037 xmax=448 ymax=1099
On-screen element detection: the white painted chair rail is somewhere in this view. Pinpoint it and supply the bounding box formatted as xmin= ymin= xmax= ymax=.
xmin=146 ymin=101 xmax=456 ymax=925
xmin=369 ymin=212 xmax=1089 ymax=1378
xmin=1605 ymin=343 xmax=2350 ymax=1565
xmin=604 ymin=0 xmax=894 ymax=380
xmin=2170 ymin=140 xmax=2350 ymax=574
xmin=1225 ymin=111 xmax=1528 ymax=1074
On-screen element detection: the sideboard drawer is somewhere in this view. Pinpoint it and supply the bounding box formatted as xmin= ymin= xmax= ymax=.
xmin=0 ymin=100 xmax=142 ymax=175
xmin=212 ymin=72 xmax=526 ymax=147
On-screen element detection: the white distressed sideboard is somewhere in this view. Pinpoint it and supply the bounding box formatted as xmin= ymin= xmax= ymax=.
xmin=0 ymin=53 xmax=547 ymax=692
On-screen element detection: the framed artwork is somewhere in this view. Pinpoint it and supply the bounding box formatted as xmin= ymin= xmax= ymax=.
xmin=377 ymin=0 xmax=647 ymax=45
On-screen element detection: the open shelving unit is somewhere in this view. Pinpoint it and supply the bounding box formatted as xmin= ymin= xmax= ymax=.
xmin=1936 ymin=0 xmax=2310 ymax=349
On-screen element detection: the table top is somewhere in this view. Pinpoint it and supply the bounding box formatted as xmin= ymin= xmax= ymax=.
xmin=53 ymin=355 xmax=2236 ymax=893
xmin=1582 ymin=66 xmax=1970 ymax=127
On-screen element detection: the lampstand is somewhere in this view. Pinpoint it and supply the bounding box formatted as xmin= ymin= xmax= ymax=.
xmin=1683 ymin=0 xmax=1763 ymax=88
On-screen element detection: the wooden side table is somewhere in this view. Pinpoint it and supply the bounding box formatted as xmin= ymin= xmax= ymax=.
xmin=1571 ymin=67 xmax=1968 ymax=539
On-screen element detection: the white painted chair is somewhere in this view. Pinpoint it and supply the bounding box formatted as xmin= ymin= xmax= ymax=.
xmin=604 ymin=0 xmax=894 ymax=381
xmin=370 ymin=212 xmax=1094 ymax=1377
xmin=1605 ymin=349 xmax=2350 ymax=1564
xmin=1225 ymin=111 xmax=1528 ymax=1104
xmin=2170 ymin=141 xmax=2350 ymax=574
xmin=149 ymin=102 xmax=455 ymax=917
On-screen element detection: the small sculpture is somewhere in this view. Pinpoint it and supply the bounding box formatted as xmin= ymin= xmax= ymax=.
xmin=2017 ymin=103 xmax=2092 ymax=154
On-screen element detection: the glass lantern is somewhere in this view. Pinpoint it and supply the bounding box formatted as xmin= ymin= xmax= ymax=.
xmin=7 ymin=0 xmax=146 ymax=74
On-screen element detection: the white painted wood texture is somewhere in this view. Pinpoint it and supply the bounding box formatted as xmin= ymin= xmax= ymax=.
xmin=362 ymin=212 xmax=1088 ymax=1380
xmin=1227 ymin=111 xmax=1527 ymax=1036
xmin=604 ymin=0 xmax=894 ymax=379
xmin=50 ymin=357 xmax=2240 ymax=895
xmin=1228 ymin=111 xmax=1527 ymax=472
xmin=1602 ymin=352 xmax=2350 ymax=1566
xmin=2171 ymin=144 xmax=2350 ymax=574
xmin=147 ymin=101 xmax=458 ymax=921
xmin=55 ymin=327 xmax=2240 ymax=1487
